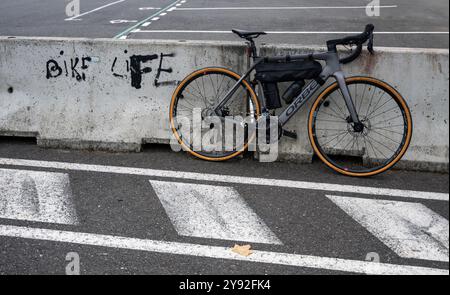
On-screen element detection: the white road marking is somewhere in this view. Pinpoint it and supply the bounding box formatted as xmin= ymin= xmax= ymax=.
xmin=150 ymin=180 xmax=282 ymax=245
xmin=151 ymin=17 xmax=160 ymax=21
xmin=135 ymin=30 xmax=450 ymax=35
xmin=142 ymin=22 xmax=152 ymax=27
xmin=327 ymin=195 xmax=449 ymax=262
xmin=114 ymin=0 xmax=181 ymax=39
xmin=118 ymin=36 xmax=127 ymax=40
xmin=65 ymin=0 xmax=126 ymax=21
xmin=0 ymin=224 xmax=446 ymax=275
xmin=110 ymin=20 xmax=138 ymax=24
xmin=168 ymin=7 xmax=177 ymax=12
xmin=0 ymin=158 xmax=447 ymax=201
xmin=0 ymin=169 xmax=78 ymax=225
xmin=139 ymin=7 xmax=162 ymax=10
xmin=176 ymin=5 xmax=398 ymax=11
xmin=159 ymin=12 xmax=167 ymax=16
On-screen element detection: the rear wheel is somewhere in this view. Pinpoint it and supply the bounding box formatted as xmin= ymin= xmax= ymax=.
xmin=170 ymin=67 xmax=261 ymax=161
xmin=308 ymin=76 xmax=412 ymax=177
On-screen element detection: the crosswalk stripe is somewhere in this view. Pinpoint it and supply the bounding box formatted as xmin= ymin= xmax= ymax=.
xmin=0 ymin=168 xmax=78 ymax=225
xmin=327 ymin=195 xmax=449 ymax=262
xmin=0 ymin=224 xmax=447 ymax=275
xmin=0 ymin=158 xmax=447 ymax=201
xmin=150 ymin=180 xmax=282 ymax=245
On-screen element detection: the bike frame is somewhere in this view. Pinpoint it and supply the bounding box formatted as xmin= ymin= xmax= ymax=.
xmin=212 ymin=51 xmax=362 ymax=127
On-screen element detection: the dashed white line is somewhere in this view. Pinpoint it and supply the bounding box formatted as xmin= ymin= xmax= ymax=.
xmin=65 ymin=0 xmax=126 ymax=21
xmin=0 ymin=224 xmax=447 ymax=275
xmin=0 ymin=158 xmax=447 ymax=201
xmin=137 ymin=1 xmax=184 ymax=29
xmin=110 ymin=20 xmax=138 ymax=24
xmin=139 ymin=7 xmax=162 ymax=10
xmin=114 ymin=0 xmax=181 ymax=39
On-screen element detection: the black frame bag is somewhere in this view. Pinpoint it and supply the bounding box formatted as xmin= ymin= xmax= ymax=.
xmin=255 ymin=60 xmax=322 ymax=109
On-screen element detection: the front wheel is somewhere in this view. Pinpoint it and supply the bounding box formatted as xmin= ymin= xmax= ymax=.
xmin=308 ymin=76 xmax=413 ymax=177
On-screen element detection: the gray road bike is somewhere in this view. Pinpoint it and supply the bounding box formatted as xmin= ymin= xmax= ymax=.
xmin=170 ymin=24 xmax=413 ymax=177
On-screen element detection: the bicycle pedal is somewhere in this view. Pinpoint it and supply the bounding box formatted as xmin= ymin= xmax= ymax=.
xmin=282 ymin=129 xmax=297 ymax=140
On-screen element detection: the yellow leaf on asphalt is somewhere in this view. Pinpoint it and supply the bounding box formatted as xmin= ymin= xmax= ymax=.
xmin=231 ymin=244 xmax=253 ymax=257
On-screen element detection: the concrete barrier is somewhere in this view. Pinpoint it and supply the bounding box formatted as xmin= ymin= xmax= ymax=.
xmin=0 ymin=37 xmax=448 ymax=172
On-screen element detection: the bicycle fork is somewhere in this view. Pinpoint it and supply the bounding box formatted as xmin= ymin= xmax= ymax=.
xmin=334 ymin=71 xmax=364 ymax=132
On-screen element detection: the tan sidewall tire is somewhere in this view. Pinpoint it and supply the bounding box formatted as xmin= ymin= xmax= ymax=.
xmin=308 ymin=76 xmax=413 ymax=177
xmin=170 ymin=67 xmax=261 ymax=162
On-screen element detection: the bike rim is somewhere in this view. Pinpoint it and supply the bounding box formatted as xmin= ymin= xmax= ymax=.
xmin=310 ymin=77 xmax=412 ymax=176
xmin=170 ymin=68 xmax=260 ymax=160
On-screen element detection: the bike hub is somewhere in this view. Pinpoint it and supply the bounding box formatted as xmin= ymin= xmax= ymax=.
xmin=346 ymin=116 xmax=366 ymax=133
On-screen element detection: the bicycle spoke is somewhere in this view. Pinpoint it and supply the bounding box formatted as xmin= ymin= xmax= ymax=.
xmin=319 ymin=110 xmax=347 ymax=121
xmin=316 ymin=128 xmax=348 ymax=131
xmin=365 ymin=91 xmax=385 ymax=118
xmin=178 ymin=98 xmax=197 ymax=110
xmin=370 ymin=129 xmax=401 ymax=144
xmin=319 ymin=130 xmax=349 ymax=138
xmin=366 ymin=134 xmax=396 ymax=154
xmin=322 ymin=130 xmax=349 ymax=146
xmin=315 ymin=119 xmax=347 ymax=123
xmin=364 ymin=86 xmax=377 ymax=118
xmin=370 ymin=127 xmax=404 ymax=136
xmin=193 ymin=79 xmax=208 ymax=106
xmin=331 ymin=132 xmax=351 ymax=149
xmin=329 ymin=93 xmax=348 ymax=119
xmin=186 ymin=85 xmax=208 ymax=107
xmin=369 ymin=105 xmax=401 ymax=120
xmin=365 ymin=136 xmax=384 ymax=161
xmin=208 ymin=74 xmax=218 ymax=102
xmin=342 ymin=135 xmax=356 ymax=151
xmin=366 ymin=93 xmax=392 ymax=118
xmin=357 ymin=84 xmax=368 ymax=114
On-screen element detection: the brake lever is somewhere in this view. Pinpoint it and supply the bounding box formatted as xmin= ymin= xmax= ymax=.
xmin=367 ymin=33 xmax=375 ymax=54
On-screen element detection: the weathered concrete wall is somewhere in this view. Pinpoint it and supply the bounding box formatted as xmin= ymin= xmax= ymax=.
xmin=0 ymin=37 xmax=448 ymax=172
xmin=261 ymin=45 xmax=449 ymax=172
xmin=0 ymin=37 xmax=246 ymax=151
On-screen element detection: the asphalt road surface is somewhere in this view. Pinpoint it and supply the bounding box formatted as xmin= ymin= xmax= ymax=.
xmin=0 ymin=0 xmax=448 ymax=48
xmin=0 ymin=138 xmax=448 ymax=275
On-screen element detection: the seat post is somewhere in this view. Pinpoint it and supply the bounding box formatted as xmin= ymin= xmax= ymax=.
xmin=246 ymin=38 xmax=258 ymax=59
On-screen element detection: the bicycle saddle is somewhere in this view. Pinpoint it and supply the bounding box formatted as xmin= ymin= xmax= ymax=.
xmin=232 ymin=29 xmax=267 ymax=39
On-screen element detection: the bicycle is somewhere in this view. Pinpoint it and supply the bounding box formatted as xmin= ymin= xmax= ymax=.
xmin=169 ymin=24 xmax=413 ymax=177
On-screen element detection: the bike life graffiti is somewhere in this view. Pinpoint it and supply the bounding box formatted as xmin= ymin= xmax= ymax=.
xmin=45 ymin=50 xmax=178 ymax=89
xmin=111 ymin=51 xmax=176 ymax=89
xmin=46 ymin=51 xmax=92 ymax=82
